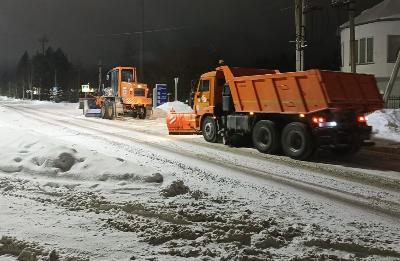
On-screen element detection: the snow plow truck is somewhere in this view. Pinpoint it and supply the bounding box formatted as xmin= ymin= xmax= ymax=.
xmin=166 ymin=63 xmax=384 ymax=160
xmin=94 ymin=67 xmax=152 ymax=119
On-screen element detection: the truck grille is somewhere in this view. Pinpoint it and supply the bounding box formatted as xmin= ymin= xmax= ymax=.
xmin=134 ymin=88 xmax=145 ymax=97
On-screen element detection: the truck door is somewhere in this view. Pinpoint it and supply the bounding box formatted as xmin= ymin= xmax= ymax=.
xmin=195 ymin=78 xmax=212 ymax=114
xmin=110 ymin=69 xmax=119 ymax=97
xmin=120 ymin=69 xmax=134 ymax=98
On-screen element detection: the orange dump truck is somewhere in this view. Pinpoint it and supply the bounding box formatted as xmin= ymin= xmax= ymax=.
xmin=167 ymin=65 xmax=383 ymax=160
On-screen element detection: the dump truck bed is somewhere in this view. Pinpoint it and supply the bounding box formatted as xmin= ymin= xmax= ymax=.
xmin=221 ymin=66 xmax=383 ymax=114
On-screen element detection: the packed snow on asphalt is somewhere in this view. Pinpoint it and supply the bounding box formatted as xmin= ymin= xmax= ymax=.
xmin=0 ymin=97 xmax=400 ymax=261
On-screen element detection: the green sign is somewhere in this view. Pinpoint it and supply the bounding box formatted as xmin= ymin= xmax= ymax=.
xmin=81 ymin=84 xmax=93 ymax=93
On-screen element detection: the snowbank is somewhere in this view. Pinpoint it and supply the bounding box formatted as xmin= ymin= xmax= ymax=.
xmin=156 ymin=101 xmax=193 ymax=113
xmin=0 ymin=96 xmax=78 ymax=107
xmin=0 ymin=96 xmax=48 ymax=105
xmin=0 ymin=126 xmax=158 ymax=184
xmin=369 ymin=109 xmax=400 ymax=142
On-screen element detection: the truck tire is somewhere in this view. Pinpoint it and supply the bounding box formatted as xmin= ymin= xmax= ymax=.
xmin=138 ymin=107 xmax=146 ymax=119
xmin=252 ymin=120 xmax=280 ymax=154
xmin=281 ymin=122 xmax=314 ymax=160
xmin=100 ymin=105 xmax=106 ymax=119
xmin=105 ymin=101 xmax=115 ymax=120
xmin=202 ymin=116 xmax=218 ymax=143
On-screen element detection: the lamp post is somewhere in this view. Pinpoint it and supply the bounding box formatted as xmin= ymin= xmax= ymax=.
xmin=174 ymin=77 xmax=179 ymax=101
xmin=139 ymin=0 xmax=145 ymax=81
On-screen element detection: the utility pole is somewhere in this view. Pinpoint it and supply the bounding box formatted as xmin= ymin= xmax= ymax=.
xmin=349 ymin=0 xmax=356 ymax=73
xmin=54 ymin=69 xmax=58 ymax=87
xmin=139 ymin=0 xmax=145 ymax=81
xmin=38 ymin=35 xmax=49 ymax=55
xmin=98 ymin=59 xmax=103 ymax=93
xmin=331 ymin=0 xmax=356 ymax=73
xmin=174 ymin=77 xmax=179 ymax=101
xmin=28 ymin=59 xmax=33 ymax=100
xmin=295 ymin=0 xmax=306 ymax=71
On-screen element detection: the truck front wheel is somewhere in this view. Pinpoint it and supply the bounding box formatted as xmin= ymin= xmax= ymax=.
xmin=281 ymin=122 xmax=314 ymax=160
xmin=105 ymin=101 xmax=116 ymax=120
xmin=138 ymin=107 xmax=146 ymax=119
xmin=252 ymin=120 xmax=280 ymax=154
xmin=100 ymin=104 xmax=106 ymax=119
xmin=202 ymin=116 xmax=218 ymax=143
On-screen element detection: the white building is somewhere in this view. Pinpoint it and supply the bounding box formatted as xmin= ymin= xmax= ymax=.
xmin=340 ymin=0 xmax=400 ymax=98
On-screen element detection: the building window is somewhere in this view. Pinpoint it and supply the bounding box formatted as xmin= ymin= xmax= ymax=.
xmin=359 ymin=38 xmax=366 ymax=64
xmin=356 ymin=37 xmax=374 ymax=64
xmin=367 ymin=38 xmax=374 ymax=63
xmin=388 ymin=35 xmax=400 ymax=63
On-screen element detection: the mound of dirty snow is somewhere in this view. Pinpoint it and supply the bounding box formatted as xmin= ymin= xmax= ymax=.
xmin=156 ymin=101 xmax=193 ymax=113
xmin=369 ymin=109 xmax=400 ymax=142
xmin=0 ymin=126 xmax=159 ymax=183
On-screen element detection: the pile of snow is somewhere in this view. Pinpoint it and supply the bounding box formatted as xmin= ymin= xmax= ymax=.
xmin=0 ymin=126 xmax=158 ymax=184
xmin=156 ymin=101 xmax=193 ymax=113
xmin=368 ymin=109 xmax=400 ymax=142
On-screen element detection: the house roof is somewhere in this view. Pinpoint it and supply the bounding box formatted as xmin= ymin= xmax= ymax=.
xmin=341 ymin=0 xmax=400 ymax=29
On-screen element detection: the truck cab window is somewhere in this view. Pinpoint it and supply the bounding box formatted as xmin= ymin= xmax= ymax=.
xmin=199 ymin=80 xmax=210 ymax=92
xmin=122 ymin=69 xmax=134 ymax=83
xmin=110 ymin=70 xmax=119 ymax=96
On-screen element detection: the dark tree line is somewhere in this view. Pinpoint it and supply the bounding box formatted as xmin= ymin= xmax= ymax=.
xmin=0 ymin=46 xmax=95 ymax=102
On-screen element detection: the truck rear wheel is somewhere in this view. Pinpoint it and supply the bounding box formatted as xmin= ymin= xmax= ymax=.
xmin=281 ymin=122 xmax=314 ymax=160
xmin=105 ymin=101 xmax=115 ymax=120
xmin=202 ymin=116 xmax=218 ymax=143
xmin=252 ymin=120 xmax=280 ymax=154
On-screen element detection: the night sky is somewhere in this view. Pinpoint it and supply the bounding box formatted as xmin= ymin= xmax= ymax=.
xmin=0 ymin=0 xmax=382 ymax=73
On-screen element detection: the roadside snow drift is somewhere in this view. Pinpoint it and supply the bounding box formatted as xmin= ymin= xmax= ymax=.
xmin=0 ymin=126 xmax=157 ymax=183
xmin=156 ymin=101 xmax=193 ymax=113
xmin=369 ymin=109 xmax=400 ymax=142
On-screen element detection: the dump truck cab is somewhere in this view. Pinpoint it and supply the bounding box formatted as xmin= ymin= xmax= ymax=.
xmin=96 ymin=66 xmax=152 ymax=119
xmin=193 ymin=71 xmax=223 ymax=117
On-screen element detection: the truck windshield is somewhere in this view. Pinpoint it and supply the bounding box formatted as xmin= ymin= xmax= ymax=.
xmin=122 ymin=69 xmax=134 ymax=83
xmin=199 ymin=80 xmax=210 ymax=92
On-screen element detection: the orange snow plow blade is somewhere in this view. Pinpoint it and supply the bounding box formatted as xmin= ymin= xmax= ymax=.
xmin=166 ymin=112 xmax=199 ymax=135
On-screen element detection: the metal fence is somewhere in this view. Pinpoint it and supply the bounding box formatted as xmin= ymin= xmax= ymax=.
xmin=386 ymin=96 xmax=400 ymax=109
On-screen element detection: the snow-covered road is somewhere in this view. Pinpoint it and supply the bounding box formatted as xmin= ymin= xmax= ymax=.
xmin=0 ymin=98 xmax=400 ymax=260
